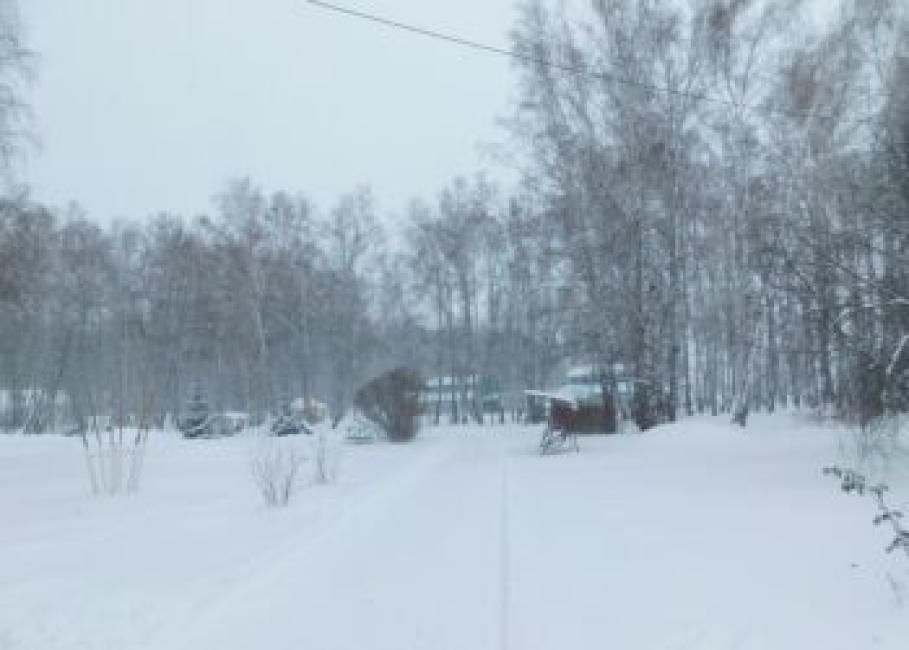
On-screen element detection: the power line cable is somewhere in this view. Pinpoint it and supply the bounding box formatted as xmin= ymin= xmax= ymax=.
xmin=301 ymin=0 xmax=737 ymax=109
xmin=300 ymin=0 xmax=881 ymax=123
xmin=304 ymin=0 xmax=521 ymax=63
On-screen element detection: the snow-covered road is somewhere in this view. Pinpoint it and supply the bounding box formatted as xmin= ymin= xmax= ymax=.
xmin=1 ymin=416 xmax=907 ymax=649
xmin=163 ymin=434 xmax=512 ymax=650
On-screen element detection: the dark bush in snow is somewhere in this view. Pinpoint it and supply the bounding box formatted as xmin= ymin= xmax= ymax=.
xmin=354 ymin=368 xmax=423 ymax=442
xmin=270 ymin=403 xmax=313 ymax=436
xmin=178 ymin=384 xmax=211 ymax=438
xmin=839 ymin=351 xmax=886 ymax=429
xmin=732 ymin=398 xmax=749 ymax=427
xmin=631 ymin=383 xmax=661 ymax=431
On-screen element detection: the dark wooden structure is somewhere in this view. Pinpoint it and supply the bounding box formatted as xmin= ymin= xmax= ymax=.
xmin=549 ymin=396 xmax=616 ymax=434
xmin=525 ymin=384 xmax=618 ymax=437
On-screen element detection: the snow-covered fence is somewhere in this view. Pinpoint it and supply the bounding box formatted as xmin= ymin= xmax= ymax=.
xmin=823 ymin=466 xmax=908 ymax=558
xmin=81 ymin=428 xmax=149 ymax=496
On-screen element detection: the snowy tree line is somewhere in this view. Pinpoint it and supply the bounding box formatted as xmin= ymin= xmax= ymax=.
xmin=504 ymin=0 xmax=909 ymax=428
xmin=0 ymin=0 xmax=908 ymax=434
xmin=0 ymin=173 xmax=565 ymax=432
xmin=0 ymin=183 xmax=395 ymax=431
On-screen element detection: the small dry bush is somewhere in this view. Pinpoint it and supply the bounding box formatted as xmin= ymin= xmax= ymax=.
xmin=250 ymin=439 xmax=305 ymax=507
xmin=312 ymin=426 xmax=341 ymax=485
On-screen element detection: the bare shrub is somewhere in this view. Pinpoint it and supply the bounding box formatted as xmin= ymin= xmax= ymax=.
xmin=312 ymin=426 xmax=341 ymax=484
xmin=250 ymin=439 xmax=305 ymax=507
xmin=81 ymin=427 xmax=149 ymax=496
xmin=823 ymin=466 xmax=909 ymax=559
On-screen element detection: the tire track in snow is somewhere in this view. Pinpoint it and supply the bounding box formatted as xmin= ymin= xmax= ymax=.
xmin=499 ymin=452 xmax=511 ymax=650
xmin=159 ymin=433 xmax=516 ymax=650
xmin=142 ymin=438 xmax=460 ymax=650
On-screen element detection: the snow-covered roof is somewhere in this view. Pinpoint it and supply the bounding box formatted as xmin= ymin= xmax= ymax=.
xmin=566 ymin=365 xmax=598 ymax=381
xmin=566 ymin=363 xmax=628 ymax=381
xmin=425 ymin=375 xmax=480 ymax=388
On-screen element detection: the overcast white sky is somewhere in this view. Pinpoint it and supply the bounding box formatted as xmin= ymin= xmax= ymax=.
xmin=20 ymin=0 xmax=520 ymax=221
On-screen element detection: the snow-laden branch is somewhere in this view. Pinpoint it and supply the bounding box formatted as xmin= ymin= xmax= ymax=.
xmin=833 ymin=298 xmax=909 ymax=329
xmin=886 ymin=334 xmax=909 ymax=378
xmin=824 ymin=466 xmax=909 ymax=559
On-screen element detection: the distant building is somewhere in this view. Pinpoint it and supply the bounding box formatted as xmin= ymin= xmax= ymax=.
xmin=420 ymin=374 xmax=503 ymax=422
xmin=525 ymin=364 xmax=652 ymax=433
xmin=561 ymin=365 xmax=641 ymax=417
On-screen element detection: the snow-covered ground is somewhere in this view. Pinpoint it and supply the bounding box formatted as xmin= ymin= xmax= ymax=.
xmin=1 ymin=414 xmax=907 ymax=649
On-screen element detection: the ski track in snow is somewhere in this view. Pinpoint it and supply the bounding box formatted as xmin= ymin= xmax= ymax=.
xmin=1 ymin=415 xmax=907 ymax=649
xmin=499 ymin=451 xmax=511 ymax=650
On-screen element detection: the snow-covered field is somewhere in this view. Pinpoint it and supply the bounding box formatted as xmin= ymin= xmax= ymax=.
xmin=1 ymin=414 xmax=907 ymax=649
